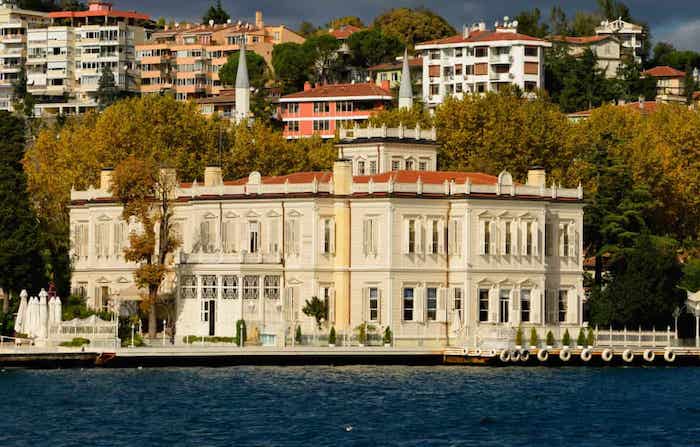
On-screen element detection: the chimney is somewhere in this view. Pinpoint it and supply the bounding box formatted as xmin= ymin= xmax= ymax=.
xmin=204 ymin=165 xmax=223 ymax=187
xmin=478 ymin=21 xmax=486 ymax=31
xmin=304 ymin=81 xmax=312 ymax=91
xmin=526 ymin=166 xmax=546 ymax=188
xmin=638 ymin=95 xmax=645 ymax=109
xmin=333 ymin=159 xmax=353 ymax=196
xmin=380 ymin=79 xmax=391 ymax=91
xmin=463 ymin=25 xmax=470 ymax=39
xmin=255 ymin=11 xmax=263 ymax=29
xmin=100 ymin=167 xmax=114 ymax=192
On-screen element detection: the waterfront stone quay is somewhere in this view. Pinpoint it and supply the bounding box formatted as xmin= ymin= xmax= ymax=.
xmin=2 ymin=345 xmax=700 ymax=368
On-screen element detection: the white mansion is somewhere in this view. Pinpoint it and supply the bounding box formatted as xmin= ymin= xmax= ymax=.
xmin=69 ymin=127 xmax=585 ymax=348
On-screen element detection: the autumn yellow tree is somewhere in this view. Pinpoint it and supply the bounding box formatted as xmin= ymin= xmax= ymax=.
xmin=111 ymin=156 xmax=180 ymax=339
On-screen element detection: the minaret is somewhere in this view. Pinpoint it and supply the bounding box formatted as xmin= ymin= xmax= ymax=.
xmin=398 ymin=48 xmax=413 ymax=109
xmin=235 ymin=41 xmax=250 ymax=123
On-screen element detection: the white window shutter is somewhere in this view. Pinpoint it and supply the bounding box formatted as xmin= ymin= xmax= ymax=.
xmin=416 ymin=220 xmax=423 ymax=254
xmin=362 ymin=220 xmax=369 ymax=256
xmin=438 ymin=220 xmax=445 ymax=254
xmin=414 ymin=287 xmax=424 ymax=322
xmin=479 ymin=221 xmax=486 ymax=255
xmin=330 ymin=219 xmax=336 ymax=255
xmin=371 ymin=219 xmax=378 ymax=256
xmin=402 ymin=219 xmax=410 ymax=254
xmin=489 ymin=221 xmax=496 ymax=255
xmin=437 ymin=288 xmax=447 ymax=322
xmin=377 ymin=288 xmax=382 ymax=324
xmin=448 ymin=220 xmax=455 ymax=254
xmin=569 ymin=225 xmax=576 ymax=258
xmin=500 ymin=220 xmax=507 ymax=255
xmin=532 ymin=222 xmax=539 ymax=256
xmin=426 ymin=221 xmax=434 ymax=254
xmin=455 ymin=220 xmax=462 ymax=256
xmin=489 ymin=288 xmax=498 ymax=323
xmin=328 ymin=287 xmax=335 ymax=323
xmin=362 ymin=287 xmax=368 ymax=322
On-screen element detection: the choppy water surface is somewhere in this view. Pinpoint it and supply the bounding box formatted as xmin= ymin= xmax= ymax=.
xmin=1 ymin=366 xmax=699 ymax=446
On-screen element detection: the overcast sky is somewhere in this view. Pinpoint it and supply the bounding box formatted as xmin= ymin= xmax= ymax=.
xmin=114 ymin=0 xmax=700 ymax=51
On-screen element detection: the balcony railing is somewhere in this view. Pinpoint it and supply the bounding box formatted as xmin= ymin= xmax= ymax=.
xmin=178 ymin=251 xmax=283 ymax=265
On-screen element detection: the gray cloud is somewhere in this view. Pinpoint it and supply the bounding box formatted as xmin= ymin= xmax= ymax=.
xmin=116 ymin=0 xmax=700 ymax=50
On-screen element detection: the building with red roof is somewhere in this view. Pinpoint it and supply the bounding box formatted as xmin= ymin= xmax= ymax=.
xmin=548 ymin=34 xmax=624 ymax=78
xmin=70 ymin=125 xmax=585 ymax=346
xmin=414 ymin=18 xmax=551 ymax=109
xmin=278 ymin=81 xmax=393 ymax=139
xmin=642 ymin=66 xmax=687 ymax=100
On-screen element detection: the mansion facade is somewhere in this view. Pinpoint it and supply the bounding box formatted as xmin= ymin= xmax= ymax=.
xmin=69 ymin=127 xmax=585 ymax=348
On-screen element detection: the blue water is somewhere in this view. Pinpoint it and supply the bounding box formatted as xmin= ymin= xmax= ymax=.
xmin=1 ymin=366 xmax=699 ymax=446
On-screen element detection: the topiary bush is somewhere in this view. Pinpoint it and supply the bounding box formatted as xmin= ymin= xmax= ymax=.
xmin=546 ymin=331 xmax=555 ymax=346
xmin=295 ymin=325 xmax=302 ymax=345
xmin=577 ymin=328 xmax=586 ymax=346
xmin=562 ymin=329 xmax=571 ymax=347
xmin=529 ymin=327 xmax=539 ymax=347
xmin=515 ymin=326 xmax=523 ymax=346
xmin=383 ymin=327 xmax=393 ymax=345
xmin=586 ymin=328 xmax=595 ymax=347
xmin=236 ymin=319 xmax=246 ymax=347
xmin=328 ymin=326 xmax=336 ymax=345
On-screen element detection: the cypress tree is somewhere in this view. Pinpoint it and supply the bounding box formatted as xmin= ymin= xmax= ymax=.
xmin=0 ymin=112 xmax=46 ymax=312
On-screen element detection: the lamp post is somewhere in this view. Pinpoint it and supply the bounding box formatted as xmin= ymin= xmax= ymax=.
xmin=162 ymin=319 xmax=166 ymax=346
xmin=673 ymin=306 xmax=682 ymax=341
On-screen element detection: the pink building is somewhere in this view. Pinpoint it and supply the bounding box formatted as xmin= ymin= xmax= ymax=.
xmin=278 ymin=81 xmax=393 ymax=139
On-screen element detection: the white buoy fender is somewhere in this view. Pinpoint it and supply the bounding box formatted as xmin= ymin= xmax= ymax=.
xmin=520 ymin=350 xmax=530 ymax=362
xmin=537 ymin=349 xmax=549 ymax=362
xmin=643 ymin=350 xmax=655 ymax=362
xmin=474 ymin=348 xmax=482 ymax=356
xmin=601 ymin=348 xmax=613 ymax=362
xmin=622 ymin=349 xmax=634 ymax=363
xmin=664 ymin=349 xmax=676 ymax=363
xmin=499 ymin=349 xmax=511 ymax=363
xmin=559 ymin=347 xmax=572 ymax=362
xmin=580 ymin=348 xmax=593 ymax=362
xmin=489 ymin=349 xmax=498 ymax=357
xmin=510 ymin=350 xmax=521 ymax=362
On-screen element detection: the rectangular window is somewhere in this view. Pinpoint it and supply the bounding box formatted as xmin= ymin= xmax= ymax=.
xmin=430 ymin=84 xmax=440 ymax=95
xmin=545 ymin=222 xmax=552 ymax=256
xmin=249 ymin=221 xmax=259 ymax=253
xmin=357 ymin=160 xmax=365 ymax=175
xmin=313 ymin=120 xmax=330 ymax=131
xmin=524 ymin=62 xmax=539 ymax=75
xmin=369 ymin=160 xmax=377 ymax=174
xmin=313 ymin=102 xmax=330 ymax=113
xmin=526 ymin=222 xmax=533 ymax=255
xmin=369 ymin=287 xmax=379 ymax=321
xmin=201 ymin=275 xmax=217 ymax=300
xmin=479 ymin=289 xmax=489 ymax=322
xmin=431 ymin=220 xmax=439 ymax=254
xmin=405 ymin=159 xmax=414 ymax=171
xmin=200 ymin=300 xmax=210 ymax=322
xmin=335 ymin=101 xmax=353 ymax=112
xmin=521 ymin=289 xmax=531 ymax=323
xmin=475 ymin=47 xmax=488 ymax=58
xmin=391 ymin=160 xmax=401 ymax=171
xmin=426 ymin=287 xmax=438 ymax=321
xmin=408 ymin=219 xmax=416 ymax=254
xmin=403 ymin=287 xmax=414 ymax=321
xmin=418 ymin=161 xmax=427 ymax=171
xmin=222 ymin=275 xmax=238 ymax=299
xmin=562 ymin=224 xmax=570 ymax=256
xmin=484 ymin=221 xmax=491 ymax=255
xmin=286 ymin=121 xmax=299 ymax=132
xmin=524 ymin=46 xmax=538 ymax=57
xmin=558 ymin=290 xmax=567 ymax=322
xmin=287 ymin=103 xmax=299 ymax=114
xmin=454 ymin=288 xmax=463 ymax=311
xmin=505 ymin=221 xmax=512 ymax=255
xmin=243 ymin=275 xmax=259 ymax=300
xmin=323 ymin=218 xmax=334 ymax=254
xmin=363 ymin=218 xmax=377 ymax=256
xmin=499 ymin=289 xmax=510 ymax=323
xmin=180 ymin=275 xmax=197 ymax=299
xmin=264 ymin=275 xmax=280 ymax=299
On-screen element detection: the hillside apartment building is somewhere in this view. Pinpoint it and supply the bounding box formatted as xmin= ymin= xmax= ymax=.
xmin=69 ymin=125 xmax=585 ymax=349
xmin=136 ymin=11 xmax=304 ymax=101
xmin=415 ymin=18 xmax=551 ymax=109
xmin=0 ymin=0 xmax=50 ymax=111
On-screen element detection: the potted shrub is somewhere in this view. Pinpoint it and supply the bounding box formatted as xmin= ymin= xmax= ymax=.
xmin=328 ymin=326 xmax=336 ymax=347
xmin=355 ymin=323 xmax=367 ymax=347
xmin=586 ymin=328 xmax=595 ymax=348
xmin=576 ymin=328 xmax=586 ymax=349
xmin=562 ymin=329 xmax=571 ymax=347
xmin=529 ymin=327 xmax=539 ymax=349
xmin=295 ymin=325 xmax=302 ymax=345
xmin=236 ymin=319 xmax=246 ymax=347
xmin=515 ymin=326 xmax=523 ymax=349
xmin=545 ymin=331 xmax=555 ymax=349
xmin=383 ymin=327 xmax=393 ymax=347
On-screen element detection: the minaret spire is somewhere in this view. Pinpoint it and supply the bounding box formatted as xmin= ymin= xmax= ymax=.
xmin=235 ymin=40 xmax=250 ymax=122
xmin=398 ymin=48 xmax=413 ymax=109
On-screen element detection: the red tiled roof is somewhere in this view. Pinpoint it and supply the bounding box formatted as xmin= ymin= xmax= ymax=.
xmin=49 ymin=9 xmax=150 ymax=20
xmin=223 ymin=172 xmax=332 ymax=186
xmin=418 ymin=30 xmax=547 ymax=46
xmin=368 ymin=57 xmax=423 ymax=72
xmin=280 ymin=83 xmax=392 ymax=100
xmin=569 ymin=101 xmax=660 ymax=117
xmin=354 ymin=171 xmax=498 ymax=185
xmin=549 ymin=35 xmax=610 ymax=44
xmin=329 ymin=25 xmax=363 ymax=39
xmin=642 ymin=66 xmax=686 ymax=78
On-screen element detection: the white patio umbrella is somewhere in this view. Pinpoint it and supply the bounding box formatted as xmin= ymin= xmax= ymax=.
xmin=14 ymin=290 xmax=28 ymax=334
xmin=38 ymin=289 xmax=48 ymax=339
xmin=48 ymin=296 xmax=55 ymax=325
xmin=24 ymin=297 xmax=35 ymax=338
xmin=53 ymin=296 xmax=62 ymax=325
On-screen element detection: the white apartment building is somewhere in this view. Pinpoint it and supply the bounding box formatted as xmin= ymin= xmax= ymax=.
xmin=0 ymin=0 xmax=49 ymax=111
xmin=69 ymin=126 xmax=585 ymax=349
xmin=25 ymin=0 xmax=151 ymax=116
xmin=415 ymin=18 xmax=551 ymax=109
xmin=595 ymin=18 xmax=644 ymax=65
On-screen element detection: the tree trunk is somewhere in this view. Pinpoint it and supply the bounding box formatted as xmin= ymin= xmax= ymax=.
xmin=148 ymin=289 xmax=157 ymax=339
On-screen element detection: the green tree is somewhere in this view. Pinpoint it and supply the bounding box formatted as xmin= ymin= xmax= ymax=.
xmin=515 ymin=8 xmax=549 ymax=38
xmin=549 ymin=6 xmax=569 ymax=36
xmin=295 ymin=325 xmax=302 ymax=344
xmin=111 ymin=157 xmax=180 ymax=338
xmin=96 ymin=65 xmax=118 ymax=110
xmin=529 ymin=327 xmax=539 ymax=347
xmin=373 ymin=7 xmax=455 ymax=49
xmin=302 ymin=34 xmax=342 ymax=83
xmin=297 ymin=21 xmax=318 ymax=38
xmin=202 ymin=0 xmax=229 ymax=25
xmin=272 ymin=42 xmax=311 ymax=94
xmin=219 ymin=50 xmax=269 ymax=88
xmin=570 ymin=12 xmax=600 ymax=36
xmin=597 ymin=0 xmax=632 ymax=21
xmin=562 ymin=329 xmax=571 ymax=346
xmin=589 ymin=234 xmax=684 ymax=328
xmin=681 ymin=259 xmax=700 ymax=292
xmin=368 ymin=104 xmax=434 ymax=128
xmin=347 ymin=28 xmax=404 ymax=68
xmin=0 ymin=112 xmax=46 ymax=304
xmin=302 ymin=296 xmax=328 ymax=329
xmin=327 ymin=16 xmax=364 ymax=29
xmin=328 ymin=326 xmax=337 ymax=345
